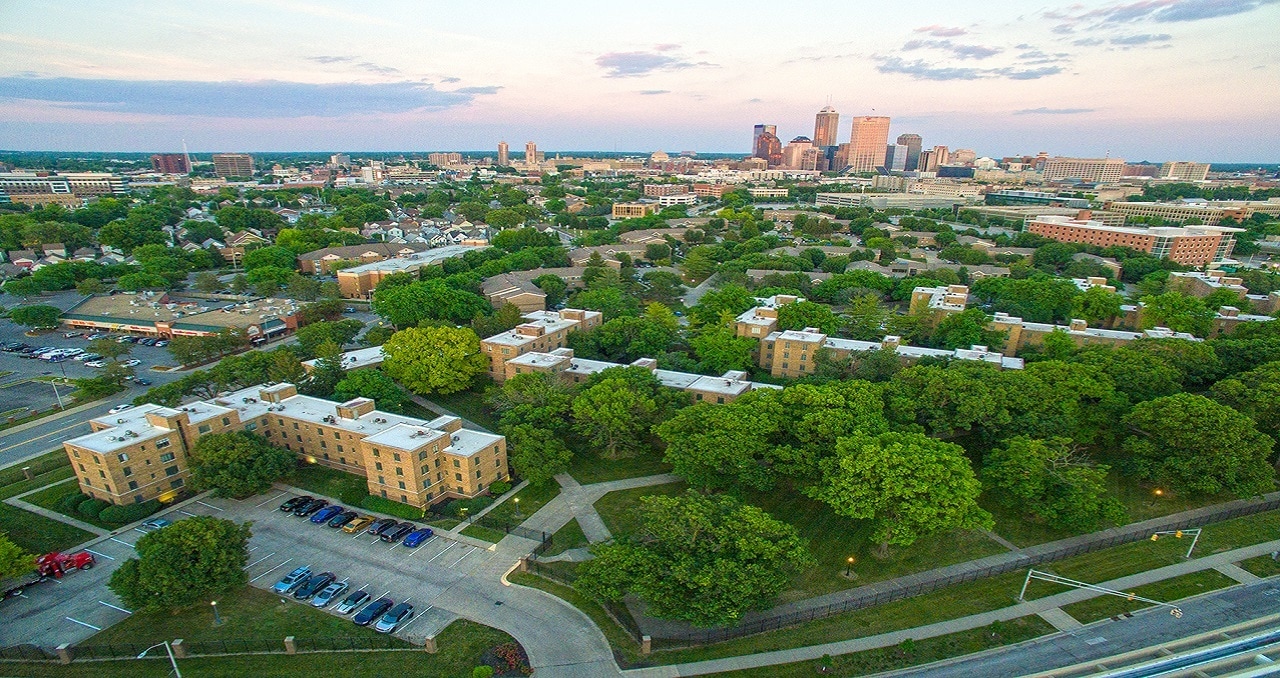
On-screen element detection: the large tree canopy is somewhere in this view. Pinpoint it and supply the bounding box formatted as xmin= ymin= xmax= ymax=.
xmin=190 ymin=431 xmax=294 ymax=498
xmin=108 ymin=516 xmax=251 ymax=612
xmin=984 ymin=437 xmax=1125 ymax=532
xmin=382 ymin=326 xmax=487 ymax=395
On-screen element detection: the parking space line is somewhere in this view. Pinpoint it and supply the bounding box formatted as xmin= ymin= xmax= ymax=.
xmin=426 ymin=543 xmax=456 ymax=563
xmin=109 ymin=537 xmax=135 ymax=548
xmin=246 ymin=552 xmax=277 ymax=569
xmin=85 ymin=549 xmax=114 ymax=561
xmin=249 ymin=557 xmax=291 ymax=582
xmin=248 ymin=546 xmax=258 ymax=552
xmin=65 ymin=617 xmax=100 ymax=631
xmin=178 ymin=510 xmax=197 ymax=517
xmin=374 ymin=589 xmax=391 ymax=601
xmin=254 ymin=492 xmax=287 ymax=508
xmin=445 ymin=549 xmax=470 ymax=568
xmin=98 ymin=601 xmax=132 ymax=614
xmin=397 ymin=605 xmax=430 ymax=633
xmin=196 ymin=500 xmax=224 ymax=511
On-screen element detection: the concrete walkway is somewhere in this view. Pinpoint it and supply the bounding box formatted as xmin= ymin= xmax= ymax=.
xmin=620 ymin=539 xmax=1280 ymax=677
xmin=516 ymin=472 xmax=682 ymax=542
xmin=1214 ymin=562 xmax=1262 ymax=584
xmin=4 ymin=478 xmax=108 ymax=536
xmin=1035 ymin=607 xmax=1083 ymax=632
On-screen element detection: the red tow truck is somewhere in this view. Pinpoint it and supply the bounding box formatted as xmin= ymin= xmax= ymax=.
xmin=1 ymin=551 xmax=96 ymax=598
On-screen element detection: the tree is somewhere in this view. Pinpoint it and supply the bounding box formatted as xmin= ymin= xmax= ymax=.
xmin=1074 ymin=346 xmax=1182 ymax=402
xmin=116 ymin=272 xmax=170 ymax=291
xmin=575 ymin=491 xmax=812 ymax=627
xmin=108 ymin=516 xmax=251 ymax=612
xmin=334 ymin=369 xmax=406 ymax=413
xmin=644 ymin=242 xmax=671 ymax=262
xmin=0 ymin=535 xmax=33 ymax=580
xmin=246 ymin=266 xmax=294 ymax=296
xmin=1071 ymin=286 xmax=1124 ymax=326
xmin=74 ymin=278 xmax=106 ymax=296
xmin=689 ymin=316 xmax=757 ymax=374
xmin=572 ymin=376 xmax=658 ymax=458
xmin=1210 ymin=361 xmax=1280 ymax=439
xmin=294 ymin=319 xmax=363 ymax=358
xmin=689 ymin=284 xmax=755 ymax=326
xmin=8 ymin=304 xmax=61 ymax=329
xmin=504 ymin=423 xmax=573 ymax=486
xmin=372 ymin=279 xmax=491 ymax=328
xmin=1122 ymin=393 xmax=1275 ymax=497
xmin=471 ymin=303 xmax=524 ymax=338
xmin=190 ymin=432 xmax=294 ymax=498
xmin=776 ymin=300 xmax=842 ymax=334
xmin=640 ymin=271 xmax=685 ymax=306
xmin=657 ymin=399 xmax=783 ymax=491
xmin=382 ymin=326 xmax=487 ymax=395
xmin=532 ymin=275 xmax=567 ymax=308
xmin=1139 ymin=292 xmax=1215 ymax=337
xmin=806 ymin=431 xmax=992 ymax=556
xmin=984 ymin=437 xmax=1125 ymax=532
xmin=568 ymin=286 xmax=640 ymax=320
xmin=268 ymin=348 xmax=307 ymax=385
xmin=304 ymin=340 xmax=344 ymax=397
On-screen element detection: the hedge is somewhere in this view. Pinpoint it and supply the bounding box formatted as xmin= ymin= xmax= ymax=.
xmin=77 ymin=498 xmax=109 ymax=518
xmin=60 ymin=492 xmax=89 ymax=513
xmin=99 ymin=500 xmax=162 ymax=525
xmin=360 ymin=494 xmax=424 ymax=520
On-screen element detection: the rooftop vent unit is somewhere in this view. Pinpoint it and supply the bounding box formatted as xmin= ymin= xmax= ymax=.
xmin=451 ymin=435 xmax=459 ymax=442
xmin=373 ymin=417 xmax=386 ymax=424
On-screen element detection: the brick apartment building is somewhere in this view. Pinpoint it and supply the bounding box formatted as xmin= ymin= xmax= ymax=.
xmin=1027 ymin=215 xmax=1241 ymax=266
xmin=480 ymin=309 xmax=604 ymax=382
xmin=64 ymin=383 xmax=507 ymax=508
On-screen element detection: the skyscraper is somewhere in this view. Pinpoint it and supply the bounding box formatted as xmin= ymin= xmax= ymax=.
xmin=754 ymin=131 xmax=783 ymax=167
xmin=525 ymin=141 xmax=538 ymax=165
xmin=813 ymin=106 xmax=839 ymax=149
xmin=212 ymin=153 xmax=254 ymax=178
xmin=884 ymin=144 xmax=907 ymax=172
xmin=782 ymin=137 xmax=818 ymax=170
xmin=497 ymin=141 xmax=509 ymax=166
xmin=846 ymin=116 xmax=891 ymax=173
xmin=896 ymin=133 xmax=923 ymax=171
xmin=150 ymin=153 xmax=189 ymax=174
xmin=752 ymin=124 xmax=777 ymax=153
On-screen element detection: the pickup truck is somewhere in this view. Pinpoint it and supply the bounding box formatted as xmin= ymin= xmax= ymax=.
xmin=1 ymin=551 xmax=96 ymax=599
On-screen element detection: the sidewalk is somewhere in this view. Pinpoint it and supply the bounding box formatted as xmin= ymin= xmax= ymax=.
xmin=621 ymin=539 xmax=1280 ymax=677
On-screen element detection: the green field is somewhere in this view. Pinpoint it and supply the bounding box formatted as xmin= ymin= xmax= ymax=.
xmin=1058 ymin=569 xmax=1237 ymax=623
xmin=542 ymin=518 xmax=589 ymax=557
xmin=569 ymin=449 xmax=673 ymax=485
xmin=0 ymin=501 xmax=94 ymax=554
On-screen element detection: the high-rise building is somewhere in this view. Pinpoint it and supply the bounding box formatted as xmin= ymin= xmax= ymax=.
xmin=813 ymin=106 xmax=839 ymax=149
xmin=782 ymin=137 xmax=819 ymax=170
xmin=752 ymin=124 xmax=777 ymax=153
xmin=150 ymin=153 xmax=189 ymax=174
xmin=884 ymin=144 xmax=908 ymax=172
xmin=212 ymin=153 xmax=254 ymax=178
xmin=525 ymin=141 xmax=538 ymax=165
xmin=1160 ymin=161 xmax=1211 ymax=182
xmin=950 ymin=148 xmax=977 ymax=165
xmin=846 ymin=116 xmax=891 ymax=173
xmin=754 ymin=131 xmax=783 ymax=167
xmin=497 ymin=141 xmax=509 ymax=166
xmin=329 ymin=153 xmax=351 ymax=167
xmin=896 ymin=133 xmax=923 ymax=171
xmin=1042 ymin=157 xmax=1125 ymax=183
xmin=920 ymin=145 xmax=950 ymax=173
xmin=1027 ymin=215 xmax=1240 ymax=266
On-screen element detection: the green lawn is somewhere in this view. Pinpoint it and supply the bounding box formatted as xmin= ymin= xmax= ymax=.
xmin=1238 ymin=554 xmax=1280 ymax=578
xmin=0 ymin=501 xmax=94 ymax=554
xmin=593 ymin=480 xmax=687 ymax=536
xmin=543 ymin=518 xmax=589 ymax=557
xmin=0 ymin=465 xmax=76 ymax=501
xmin=569 ymin=450 xmax=673 ymax=485
xmin=1018 ymin=537 xmax=1198 ymax=600
xmin=288 ymin=461 xmax=367 ymax=504
xmin=409 ymin=389 xmax=502 ymax=433
xmin=0 ymin=449 xmax=71 ymax=486
xmin=460 ymin=523 xmax=507 ymax=543
xmin=707 ymin=617 xmax=1055 ymax=677
xmin=980 ymin=494 xmax=1078 ymax=548
xmin=1058 ymin=569 xmax=1237 ymax=624
xmin=1108 ymin=470 xmax=1225 ymax=523
xmin=1195 ymin=509 xmax=1280 ymax=555
xmin=475 ymin=481 xmax=561 ymax=531
xmin=22 ymin=478 xmax=121 ymax=530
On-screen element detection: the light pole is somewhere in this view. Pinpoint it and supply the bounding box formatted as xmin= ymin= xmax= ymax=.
xmin=211 ymin=600 xmax=222 ymax=625
xmin=137 ymin=640 xmax=182 ymax=677
xmin=512 ymin=497 xmax=521 ymax=519
xmin=460 ymin=507 xmax=469 ymax=524
xmin=49 ymin=379 xmax=65 ymax=410
xmin=845 ymin=556 xmax=856 ymax=577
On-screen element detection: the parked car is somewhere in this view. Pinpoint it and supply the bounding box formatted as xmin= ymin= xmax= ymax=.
xmin=73 ymin=353 xmax=102 ymax=362
xmin=374 ymin=603 xmax=414 ymax=633
xmin=134 ymin=378 xmax=152 ymax=386
xmin=139 ymin=517 xmax=171 ymax=531
xmin=279 ymin=495 xmax=313 ymax=512
xmin=122 ymin=359 xmax=142 ymax=367
xmin=402 ymin=528 xmax=434 ymax=548
xmin=342 ymin=515 xmax=374 ymax=533
xmin=139 ymin=338 xmax=157 ymax=346
xmin=366 ymin=517 xmax=397 ymax=536
xmin=327 ymin=510 xmax=358 ymax=529
xmin=154 ymin=340 xmax=168 ymax=347
xmin=353 ymin=597 xmax=393 ymax=626
xmin=86 ymin=333 xmax=108 ymax=340
xmin=108 ymin=404 xmax=133 ymax=415
xmin=294 ymin=498 xmax=329 ymax=517
xmin=309 ymin=505 xmax=345 ymax=524
xmin=381 ymin=522 xmax=416 ymax=543
xmin=271 ymin=566 xmax=312 ymax=594
xmin=334 ymin=590 xmax=370 ymax=615
xmin=311 ymin=581 xmax=348 ymax=608
xmin=293 ymin=571 xmax=336 ymax=600
xmin=84 ymin=361 xmax=106 ymax=368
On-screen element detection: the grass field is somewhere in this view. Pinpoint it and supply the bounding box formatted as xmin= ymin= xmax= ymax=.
xmin=1058 ymin=569 xmax=1237 ymax=624
xmin=0 ymin=449 xmax=71 ymax=486
xmin=408 ymin=389 xmax=502 ymax=433
xmin=1239 ymin=554 xmax=1280 ymax=578
xmin=21 ymin=478 xmax=121 ymax=530
xmin=570 ymin=450 xmax=673 ymax=485
xmin=0 ymin=501 xmax=94 ymax=553
xmin=543 ymin=518 xmax=589 ymax=557
xmin=460 ymin=523 xmax=506 ymax=543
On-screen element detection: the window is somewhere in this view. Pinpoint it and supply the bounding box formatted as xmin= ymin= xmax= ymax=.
xmin=434 ymin=458 xmax=440 ymax=468
xmin=170 ymin=478 xmax=184 ymax=489
xmin=117 ymin=453 xmax=129 ymax=462
xmin=99 ymin=470 xmax=106 ymax=479
xmin=122 ymin=466 xmax=132 ymax=477
xmin=375 ymin=462 xmax=383 ymax=471
xmin=436 ymin=472 xmax=442 ymax=481
xmin=339 ymin=457 xmax=346 ymax=465
xmin=377 ymin=475 xmax=385 ymax=485
xmin=418 ymin=451 xmax=428 ymax=461
xmin=400 ymin=495 xmax=407 ymax=503
xmin=337 ymin=444 xmax=344 ymax=452
xmin=455 ymin=473 xmax=462 ymax=481
xmin=198 ymin=424 xmax=211 ymax=434
xmin=165 ymin=465 xmax=179 ymax=476
xmin=476 ymin=469 xmax=482 ymax=479
xmin=319 ymin=440 xmax=327 ymax=449
xmin=423 ymin=480 xmax=431 ymax=488
xmin=156 ymin=438 xmax=171 ymax=449
xmin=277 ymin=418 xmax=284 ymax=426
xmin=398 ymin=481 xmax=406 ymax=490
xmin=160 ymin=452 xmax=175 ymax=463
xmin=695 ymin=393 xmax=703 ymax=401
xmin=72 ymin=450 xmax=79 ymax=458
xmin=296 ymin=435 xmax=302 ymax=442
xmin=222 ymin=417 xmax=231 ymax=426
xmin=292 ymin=422 xmax=299 ymax=430
xmin=395 ymin=467 xmax=403 ymax=476
xmin=380 ymin=489 xmax=387 ymax=498
xmin=392 ymin=453 xmax=400 ymax=462
xmin=372 ymin=449 xmax=380 ymax=457
xmin=421 ymin=465 xmax=428 ymax=475
xmin=245 ymin=422 xmax=257 ymax=432
xmin=495 ymin=459 xmax=501 ymax=468
xmin=426 ymin=492 xmax=433 ymax=501
xmin=452 ymin=459 xmax=460 ymax=468
xmin=128 ymin=480 xmax=138 ymax=490
xmin=133 ymin=494 xmax=143 ymax=504
xmin=78 ymin=463 xmax=85 ymax=472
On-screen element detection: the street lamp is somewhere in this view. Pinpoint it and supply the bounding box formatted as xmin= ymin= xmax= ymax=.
xmin=512 ymin=497 xmax=521 ymax=519
xmin=211 ymin=600 xmax=222 ymax=626
xmin=845 ymin=556 xmax=856 ymax=577
xmin=137 ymin=640 xmax=182 ymax=677
xmin=460 ymin=507 xmax=469 ymax=524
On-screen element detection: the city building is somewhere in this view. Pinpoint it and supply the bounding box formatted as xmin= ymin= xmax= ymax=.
xmin=643 ymin=184 xmax=689 ymax=197
xmin=964 ymin=205 xmax=1127 ymax=227
xmin=1041 ymin=157 xmax=1125 ymax=183
xmin=1027 ymin=215 xmax=1241 ymax=266
xmin=753 ymin=130 xmax=783 ymax=167
xmin=1167 ymin=270 xmax=1248 ymax=301
xmin=0 ymin=172 xmax=127 ymax=198
xmin=918 ymin=145 xmax=950 ymax=173
xmin=759 ymin=328 xmax=1021 ymax=378
xmin=752 ymin=124 xmax=777 ymax=152
xmin=497 ymin=141 xmax=509 ymax=167
xmin=525 ymin=141 xmax=538 ymax=165
xmin=747 ymin=187 xmax=789 ymax=199
xmin=1103 ymin=201 xmax=1251 ymax=226
xmin=896 ymin=133 xmax=922 ymax=171
xmin=427 ymin=152 xmax=463 ymax=166
xmin=734 ymin=294 xmax=801 ymax=339
xmin=657 ymin=193 xmax=698 ymax=206
xmin=63 ymin=383 xmax=507 ymax=508
xmin=813 ymin=106 xmax=840 ymax=149
xmin=329 ymin=153 xmax=351 ymax=167
xmin=336 ymin=244 xmax=490 ymax=298
xmin=481 ymin=308 xmax=604 ymax=382
xmin=984 ymin=189 xmax=1091 ymax=209
xmin=844 ymin=116 xmax=891 ymax=173
xmin=884 ymin=144 xmax=908 ymax=172
xmin=815 ymin=192 xmax=971 ymax=210
xmin=481 ymin=273 xmax=548 ymax=313
xmin=612 ymin=202 xmax=658 ymax=219
xmin=62 ymin=293 xmax=299 ymax=340
xmin=782 ymin=137 xmax=819 ymax=170
xmin=1159 ymin=161 xmax=1211 ymax=182
xmin=908 ymin=284 xmax=970 ymax=316
xmin=211 ymin=153 xmax=254 ymax=177
xmin=993 ymin=314 xmax=1199 ymax=354
xmin=150 ymin=153 xmax=189 ymax=174
xmin=1123 ymin=163 xmax=1160 ymax=178
xmin=693 ymin=183 xmax=733 ymax=198
xmin=297 ymin=242 xmax=431 ymax=275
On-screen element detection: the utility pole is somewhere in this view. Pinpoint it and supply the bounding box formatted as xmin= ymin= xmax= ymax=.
xmin=1017 ymin=569 xmax=1184 ymax=618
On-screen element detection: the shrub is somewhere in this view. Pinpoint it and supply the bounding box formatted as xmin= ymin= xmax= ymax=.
xmin=60 ymin=492 xmax=89 ymax=513
xmin=359 ymin=495 xmax=423 ymax=520
xmin=438 ymin=495 xmax=495 ymax=518
xmin=77 ymin=498 xmax=109 ymax=519
xmin=472 ymin=667 xmax=494 ymax=678
xmin=488 ymin=481 xmax=512 ymax=496
xmin=99 ymin=500 xmax=162 ymax=525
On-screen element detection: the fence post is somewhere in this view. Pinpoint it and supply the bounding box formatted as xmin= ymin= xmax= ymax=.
xmin=641 ymin=635 xmax=652 ymax=655
xmin=171 ymin=639 xmax=187 ymax=659
xmin=518 ymin=557 xmax=529 ymax=573
xmin=283 ymin=636 xmax=296 ymax=655
xmin=55 ymin=643 xmax=72 ymax=665
xmin=422 ymin=635 xmax=438 ymax=654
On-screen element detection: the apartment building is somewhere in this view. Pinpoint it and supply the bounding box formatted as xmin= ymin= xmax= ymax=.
xmin=1103 ymin=201 xmax=1250 ymax=226
xmin=1159 ymin=162 xmax=1211 ymax=182
xmin=612 ymin=202 xmax=658 ymax=219
xmin=734 ymin=294 xmax=802 ymax=339
xmin=1168 ymin=270 xmax=1248 ymax=301
xmin=336 ymin=244 xmax=488 ymax=298
xmin=0 ymin=172 xmax=128 ymax=199
xmin=992 ymin=314 xmax=1198 ymax=354
xmin=643 ymin=184 xmax=689 ymax=197
xmin=693 ymin=183 xmax=733 ymax=198
xmin=297 ymin=242 xmax=430 ymax=274
xmin=480 ymin=308 xmax=603 ymax=382
xmin=63 ymin=383 xmax=507 ymax=508
xmin=1027 ymin=215 xmax=1241 ymax=266
xmin=480 ymin=273 xmax=547 ymax=313
xmin=758 ymin=327 xmax=1022 ymax=377
xmin=1041 ymin=157 xmax=1125 ymax=184
xmin=658 ymin=193 xmax=698 ymax=207
xmin=908 ymin=285 xmax=970 ymax=316
xmin=212 ymin=153 xmax=254 ymax=177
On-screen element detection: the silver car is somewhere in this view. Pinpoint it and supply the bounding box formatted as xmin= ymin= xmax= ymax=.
xmin=311 ymin=581 xmax=349 ymax=608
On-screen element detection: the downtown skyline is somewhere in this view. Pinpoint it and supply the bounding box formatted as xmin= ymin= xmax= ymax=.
xmin=1 ymin=0 xmax=1278 ymax=160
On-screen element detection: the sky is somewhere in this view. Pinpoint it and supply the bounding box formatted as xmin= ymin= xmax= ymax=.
xmin=1 ymin=0 xmax=1278 ymax=161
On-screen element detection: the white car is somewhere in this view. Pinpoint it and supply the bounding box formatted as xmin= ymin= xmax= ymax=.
xmin=84 ymin=360 xmax=106 ymax=368
xmin=108 ymin=404 xmax=133 ymax=414
xmin=122 ymin=359 xmax=142 ymax=367
xmin=73 ymin=353 xmax=102 ymax=362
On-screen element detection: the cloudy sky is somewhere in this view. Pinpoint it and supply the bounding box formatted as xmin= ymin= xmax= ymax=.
xmin=1 ymin=0 xmax=1278 ymax=160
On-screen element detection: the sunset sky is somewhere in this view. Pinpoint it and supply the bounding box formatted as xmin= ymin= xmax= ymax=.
xmin=1 ymin=0 xmax=1277 ymax=160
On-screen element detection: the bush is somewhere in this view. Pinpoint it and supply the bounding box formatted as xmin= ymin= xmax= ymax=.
xmin=359 ymin=495 xmax=424 ymax=520
xmin=337 ymin=482 xmax=368 ymax=507
xmin=60 ymin=492 xmax=89 ymax=513
xmin=488 ymin=481 xmax=512 ymax=496
xmin=437 ymin=495 xmax=495 ymax=518
xmin=99 ymin=500 xmax=162 ymax=525
xmin=472 ymin=667 xmax=494 ymax=678
xmin=77 ymin=498 xmax=109 ymax=519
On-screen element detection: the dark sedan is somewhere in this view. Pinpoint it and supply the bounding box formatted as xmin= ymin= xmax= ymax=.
xmin=353 ymin=597 xmax=393 ymax=626
xmin=292 ymin=571 xmax=336 ymax=600
xmin=309 ymin=505 xmax=345 ymax=524
xmin=293 ymin=498 xmax=329 ymax=517
xmin=366 ymin=517 xmax=398 ymax=536
xmin=380 ymin=522 xmax=416 ymax=543
xmin=279 ymin=495 xmax=313 ymax=512
xmin=327 ymin=510 xmax=358 ymax=528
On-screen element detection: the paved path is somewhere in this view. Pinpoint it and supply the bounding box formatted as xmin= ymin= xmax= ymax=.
xmin=1214 ymin=562 xmax=1262 ymax=584
xmin=620 ymin=539 xmax=1280 ymax=677
xmin=517 ymin=473 xmax=682 ymax=540
xmin=470 ymin=478 xmax=529 ymax=522
xmin=4 ymin=478 xmax=108 ymax=536
xmin=1035 ymin=607 xmax=1083 ymax=632
xmin=982 ymin=529 xmax=1021 ymax=552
